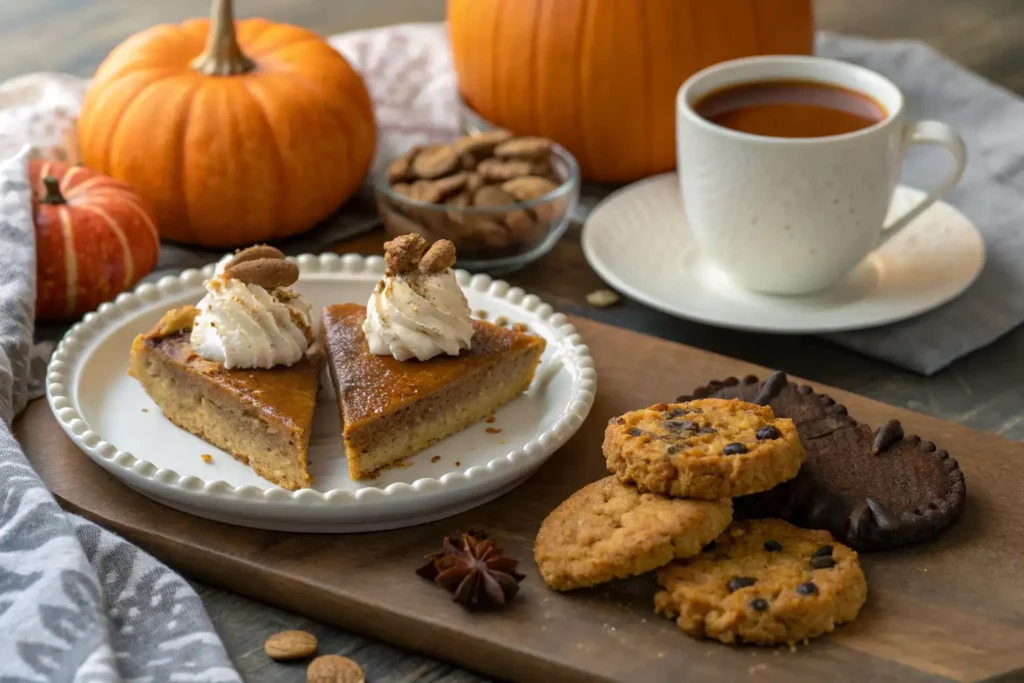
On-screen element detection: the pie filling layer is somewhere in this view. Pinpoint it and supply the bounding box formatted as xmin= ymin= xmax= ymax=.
xmin=323 ymin=303 xmax=546 ymax=480
xmin=339 ymin=343 xmax=541 ymax=478
xmin=128 ymin=308 xmax=322 ymax=491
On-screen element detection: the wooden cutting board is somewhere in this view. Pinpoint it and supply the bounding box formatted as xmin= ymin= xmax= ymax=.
xmin=16 ymin=317 xmax=1024 ymax=683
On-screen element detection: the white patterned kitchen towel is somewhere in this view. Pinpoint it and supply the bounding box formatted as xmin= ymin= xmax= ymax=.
xmin=0 ymin=148 xmax=241 ymax=682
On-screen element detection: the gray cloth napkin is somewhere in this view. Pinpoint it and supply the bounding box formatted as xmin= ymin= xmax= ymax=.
xmin=816 ymin=33 xmax=1024 ymax=374
xmin=0 ymin=150 xmax=241 ymax=681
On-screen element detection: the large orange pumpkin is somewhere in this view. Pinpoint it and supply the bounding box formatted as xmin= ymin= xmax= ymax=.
xmin=77 ymin=0 xmax=377 ymax=247
xmin=31 ymin=160 xmax=160 ymax=321
xmin=448 ymin=0 xmax=814 ymax=183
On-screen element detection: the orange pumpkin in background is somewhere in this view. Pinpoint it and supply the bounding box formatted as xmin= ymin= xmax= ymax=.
xmin=31 ymin=160 xmax=160 ymax=321
xmin=447 ymin=0 xmax=815 ymax=183
xmin=77 ymin=0 xmax=377 ymax=247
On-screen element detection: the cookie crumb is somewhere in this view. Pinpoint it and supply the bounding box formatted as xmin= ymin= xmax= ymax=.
xmin=431 ymin=455 xmax=441 ymax=463
xmin=494 ymin=315 xmax=509 ymax=327
xmin=499 ymin=439 xmax=506 ymax=445
xmin=512 ymin=323 xmax=529 ymax=332
xmin=486 ymin=427 xmax=503 ymax=434
xmin=486 ymin=415 xmax=496 ymax=424
xmin=586 ymin=288 xmax=620 ymax=308
xmin=455 ymin=461 xmax=461 ymax=467
xmin=141 ymin=408 xmax=148 ymax=412
xmin=201 ymin=454 xmax=213 ymax=464
xmin=474 ymin=310 xmax=488 ymax=319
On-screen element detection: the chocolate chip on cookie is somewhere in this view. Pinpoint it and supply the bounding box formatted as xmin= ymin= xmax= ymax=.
xmin=534 ymin=476 xmax=732 ymax=591
xmin=683 ymin=373 xmax=967 ymax=551
xmin=727 ymin=576 xmax=757 ymax=592
xmin=655 ymin=519 xmax=867 ymax=645
xmin=604 ymin=398 xmax=805 ymax=500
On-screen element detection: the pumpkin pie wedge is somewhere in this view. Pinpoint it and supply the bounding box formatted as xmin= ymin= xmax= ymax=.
xmin=322 ymin=303 xmax=546 ymax=480
xmin=128 ymin=305 xmax=325 ymax=490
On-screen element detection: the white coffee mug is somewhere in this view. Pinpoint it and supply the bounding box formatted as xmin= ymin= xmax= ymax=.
xmin=676 ymin=55 xmax=967 ymax=295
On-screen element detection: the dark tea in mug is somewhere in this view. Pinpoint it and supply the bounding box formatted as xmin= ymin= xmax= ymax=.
xmin=694 ymin=79 xmax=887 ymax=138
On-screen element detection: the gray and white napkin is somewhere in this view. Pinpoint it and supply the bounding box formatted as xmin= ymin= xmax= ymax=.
xmin=817 ymin=32 xmax=1024 ymax=374
xmin=0 ymin=148 xmax=240 ymax=682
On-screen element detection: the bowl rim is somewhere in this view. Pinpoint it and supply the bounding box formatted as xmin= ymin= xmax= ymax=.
xmin=373 ymin=142 xmax=581 ymax=214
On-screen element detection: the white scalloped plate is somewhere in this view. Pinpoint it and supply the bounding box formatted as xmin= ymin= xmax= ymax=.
xmin=46 ymin=254 xmax=596 ymax=532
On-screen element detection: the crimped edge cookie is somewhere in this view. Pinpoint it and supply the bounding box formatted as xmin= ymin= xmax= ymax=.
xmin=684 ymin=373 xmax=967 ymax=551
xmin=654 ymin=519 xmax=867 ymax=645
xmin=534 ymin=476 xmax=732 ymax=591
xmin=604 ymin=398 xmax=805 ymax=500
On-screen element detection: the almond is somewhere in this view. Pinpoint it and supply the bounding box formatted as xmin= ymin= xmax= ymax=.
xmin=419 ymin=239 xmax=456 ymax=273
xmin=224 ymin=257 xmax=299 ymax=289
xmin=501 ymin=176 xmax=559 ymax=203
xmin=477 ymin=158 xmax=541 ymax=183
xmin=306 ymin=654 xmax=365 ymax=683
xmin=386 ymin=145 xmax=422 ymax=184
xmin=473 ymin=185 xmax=517 ymax=209
xmin=383 ymin=233 xmax=428 ymax=274
xmin=411 ymin=144 xmax=460 ymax=179
xmin=495 ymin=136 xmax=553 ymax=161
xmin=502 ymin=176 xmax=562 ymax=223
xmin=456 ymin=129 xmax=513 ymax=157
xmin=224 ymin=244 xmax=286 ymax=271
xmin=264 ymin=630 xmax=317 ymax=661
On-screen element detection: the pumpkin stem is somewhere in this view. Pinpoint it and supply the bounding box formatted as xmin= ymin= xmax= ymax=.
xmin=41 ymin=177 xmax=66 ymax=205
xmin=190 ymin=0 xmax=255 ymax=76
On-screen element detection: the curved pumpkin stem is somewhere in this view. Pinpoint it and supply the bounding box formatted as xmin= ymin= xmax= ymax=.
xmin=41 ymin=177 xmax=67 ymax=205
xmin=191 ymin=0 xmax=255 ymax=76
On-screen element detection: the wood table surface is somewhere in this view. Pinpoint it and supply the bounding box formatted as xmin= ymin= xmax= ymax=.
xmin=6 ymin=1 xmax=1024 ymax=681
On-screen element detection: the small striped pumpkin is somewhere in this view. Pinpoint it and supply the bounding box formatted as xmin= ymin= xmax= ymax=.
xmin=31 ymin=160 xmax=160 ymax=321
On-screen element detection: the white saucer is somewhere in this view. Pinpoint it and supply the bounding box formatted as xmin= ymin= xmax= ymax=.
xmin=581 ymin=174 xmax=985 ymax=334
xmin=46 ymin=255 xmax=595 ymax=533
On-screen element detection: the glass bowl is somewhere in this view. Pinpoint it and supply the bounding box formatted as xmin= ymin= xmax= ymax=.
xmin=373 ymin=144 xmax=580 ymax=274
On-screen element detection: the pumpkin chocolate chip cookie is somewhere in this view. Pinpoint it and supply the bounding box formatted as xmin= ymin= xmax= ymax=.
xmin=654 ymin=519 xmax=867 ymax=645
xmin=534 ymin=477 xmax=732 ymax=591
xmin=604 ymin=398 xmax=805 ymax=500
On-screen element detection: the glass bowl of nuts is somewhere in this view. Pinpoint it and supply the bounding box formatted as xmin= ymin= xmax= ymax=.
xmin=374 ymin=132 xmax=580 ymax=274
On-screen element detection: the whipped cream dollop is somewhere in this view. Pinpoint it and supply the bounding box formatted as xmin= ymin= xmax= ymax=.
xmin=364 ymin=267 xmax=474 ymax=362
xmin=190 ymin=273 xmax=314 ymax=370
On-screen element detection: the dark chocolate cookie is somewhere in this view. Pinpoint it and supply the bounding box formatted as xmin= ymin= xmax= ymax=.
xmin=679 ymin=373 xmax=967 ymax=551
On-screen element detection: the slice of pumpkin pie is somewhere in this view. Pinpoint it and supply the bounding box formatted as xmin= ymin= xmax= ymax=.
xmin=322 ymin=235 xmax=546 ymax=480
xmin=129 ymin=246 xmax=324 ymax=490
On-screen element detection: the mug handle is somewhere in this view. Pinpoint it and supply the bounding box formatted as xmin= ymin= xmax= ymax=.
xmin=878 ymin=120 xmax=967 ymax=245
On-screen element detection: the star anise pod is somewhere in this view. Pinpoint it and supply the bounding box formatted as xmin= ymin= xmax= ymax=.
xmin=415 ymin=531 xmax=525 ymax=609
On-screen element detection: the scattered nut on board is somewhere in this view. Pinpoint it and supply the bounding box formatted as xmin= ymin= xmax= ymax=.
xmin=306 ymin=654 xmax=365 ymax=683
xmin=264 ymin=630 xmax=318 ymax=661
xmin=586 ymin=288 xmax=620 ymax=308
